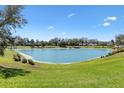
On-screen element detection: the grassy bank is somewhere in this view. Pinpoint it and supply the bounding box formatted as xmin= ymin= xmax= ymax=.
xmin=0 ymin=49 xmax=124 ymax=87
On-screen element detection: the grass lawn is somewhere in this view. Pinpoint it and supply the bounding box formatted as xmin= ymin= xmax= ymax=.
xmin=0 ymin=49 xmax=124 ymax=87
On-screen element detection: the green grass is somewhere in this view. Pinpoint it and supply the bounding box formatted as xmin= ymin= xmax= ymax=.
xmin=0 ymin=49 xmax=124 ymax=87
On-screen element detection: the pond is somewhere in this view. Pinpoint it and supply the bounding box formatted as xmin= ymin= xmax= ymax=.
xmin=16 ymin=48 xmax=111 ymax=64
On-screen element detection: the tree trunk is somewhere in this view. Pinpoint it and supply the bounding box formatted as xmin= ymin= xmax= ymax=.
xmin=0 ymin=47 xmax=5 ymax=56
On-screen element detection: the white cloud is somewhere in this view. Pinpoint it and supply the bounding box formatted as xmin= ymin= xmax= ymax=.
xmin=62 ymin=32 xmax=66 ymax=35
xmin=48 ymin=26 xmax=54 ymax=30
xmin=102 ymin=16 xmax=116 ymax=27
xmin=102 ymin=22 xmax=111 ymax=26
xmin=104 ymin=16 xmax=117 ymax=21
xmin=107 ymin=16 xmax=117 ymax=21
xmin=68 ymin=13 xmax=76 ymax=18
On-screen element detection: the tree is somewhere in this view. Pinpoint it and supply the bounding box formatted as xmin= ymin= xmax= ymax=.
xmin=30 ymin=39 xmax=35 ymax=48
xmin=0 ymin=5 xmax=27 ymax=56
xmin=23 ymin=38 xmax=30 ymax=46
xmin=35 ymin=39 xmax=40 ymax=47
xmin=108 ymin=40 xmax=115 ymax=47
xmin=40 ymin=41 xmax=46 ymax=48
xmin=98 ymin=41 xmax=108 ymax=46
xmin=115 ymin=34 xmax=124 ymax=45
xmin=49 ymin=37 xmax=60 ymax=46
xmin=14 ymin=36 xmax=23 ymax=46
xmin=78 ymin=38 xmax=84 ymax=46
xmin=58 ymin=39 xmax=67 ymax=47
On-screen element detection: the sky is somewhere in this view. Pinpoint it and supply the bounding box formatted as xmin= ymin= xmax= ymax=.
xmin=12 ymin=5 xmax=124 ymax=41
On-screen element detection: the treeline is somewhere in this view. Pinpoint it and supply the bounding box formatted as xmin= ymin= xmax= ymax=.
xmin=10 ymin=36 xmax=115 ymax=48
xmin=10 ymin=34 xmax=124 ymax=48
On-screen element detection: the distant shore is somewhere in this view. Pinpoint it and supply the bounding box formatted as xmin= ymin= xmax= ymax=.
xmin=11 ymin=45 xmax=111 ymax=49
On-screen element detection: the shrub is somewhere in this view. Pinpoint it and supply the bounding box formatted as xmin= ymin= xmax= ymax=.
xmin=28 ymin=59 xmax=35 ymax=65
xmin=101 ymin=56 xmax=104 ymax=58
xmin=13 ymin=55 xmax=21 ymax=61
xmin=14 ymin=57 xmax=19 ymax=61
xmin=104 ymin=48 xmax=124 ymax=58
xmin=118 ymin=49 xmax=124 ymax=52
xmin=17 ymin=53 xmax=21 ymax=57
xmin=108 ymin=52 xmax=112 ymax=56
xmin=105 ymin=52 xmax=113 ymax=57
xmin=17 ymin=54 xmax=21 ymax=61
xmin=22 ymin=58 xmax=27 ymax=64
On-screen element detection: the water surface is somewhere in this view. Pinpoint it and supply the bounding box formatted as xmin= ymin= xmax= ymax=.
xmin=17 ymin=48 xmax=110 ymax=64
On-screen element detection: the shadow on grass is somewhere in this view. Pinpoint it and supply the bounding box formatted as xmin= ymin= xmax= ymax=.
xmin=0 ymin=66 xmax=30 ymax=79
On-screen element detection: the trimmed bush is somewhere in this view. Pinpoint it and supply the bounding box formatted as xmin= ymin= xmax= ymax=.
xmin=13 ymin=55 xmax=21 ymax=61
xmin=22 ymin=58 xmax=27 ymax=64
xmin=14 ymin=57 xmax=19 ymax=61
xmin=16 ymin=54 xmax=21 ymax=61
xmin=17 ymin=53 xmax=21 ymax=57
xmin=28 ymin=59 xmax=35 ymax=65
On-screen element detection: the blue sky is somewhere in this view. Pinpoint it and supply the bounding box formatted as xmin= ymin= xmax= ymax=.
xmin=13 ymin=5 xmax=124 ymax=41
